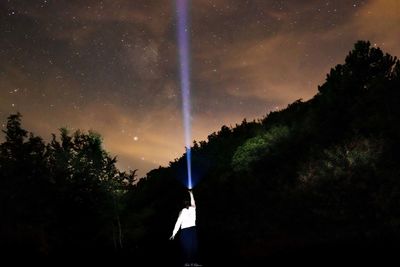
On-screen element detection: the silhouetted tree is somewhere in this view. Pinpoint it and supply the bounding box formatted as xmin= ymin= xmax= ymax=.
xmin=0 ymin=114 xmax=134 ymax=257
xmin=2 ymin=40 xmax=400 ymax=264
xmin=123 ymin=40 xmax=400 ymax=263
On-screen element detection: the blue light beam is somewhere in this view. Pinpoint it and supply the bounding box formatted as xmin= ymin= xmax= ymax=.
xmin=176 ymin=0 xmax=192 ymax=189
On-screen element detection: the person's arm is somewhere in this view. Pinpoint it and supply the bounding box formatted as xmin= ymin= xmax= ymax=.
xmin=170 ymin=211 xmax=183 ymax=240
xmin=189 ymin=190 xmax=195 ymax=207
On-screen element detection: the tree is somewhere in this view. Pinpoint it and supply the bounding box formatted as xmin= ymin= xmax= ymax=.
xmin=0 ymin=114 xmax=134 ymax=256
xmin=232 ymin=126 xmax=290 ymax=172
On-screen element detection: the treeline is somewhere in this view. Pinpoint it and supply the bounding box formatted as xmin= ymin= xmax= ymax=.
xmin=1 ymin=41 xmax=400 ymax=264
xmin=0 ymin=116 xmax=136 ymax=258
xmin=125 ymin=41 xmax=400 ymax=264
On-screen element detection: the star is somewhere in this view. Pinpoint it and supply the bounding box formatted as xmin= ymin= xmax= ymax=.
xmin=0 ymin=0 xmax=398 ymax=178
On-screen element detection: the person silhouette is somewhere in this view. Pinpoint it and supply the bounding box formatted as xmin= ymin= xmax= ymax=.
xmin=170 ymin=189 xmax=198 ymax=265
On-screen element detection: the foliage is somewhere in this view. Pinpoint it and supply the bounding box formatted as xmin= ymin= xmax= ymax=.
xmin=123 ymin=40 xmax=400 ymax=262
xmin=1 ymin=41 xmax=400 ymax=262
xmin=0 ymin=114 xmax=134 ymax=256
xmin=232 ymin=126 xmax=290 ymax=172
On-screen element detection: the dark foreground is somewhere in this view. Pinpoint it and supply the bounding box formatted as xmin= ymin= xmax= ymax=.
xmin=3 ymin=236 xmax=400 ymax=266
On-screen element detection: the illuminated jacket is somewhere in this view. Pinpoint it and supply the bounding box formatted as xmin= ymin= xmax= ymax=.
xmin=172 ymin=191 xmax=196 ymax=237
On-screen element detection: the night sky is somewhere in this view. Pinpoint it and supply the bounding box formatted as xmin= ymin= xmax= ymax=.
xmin=1 ymin=0 xmax=399 ymax=177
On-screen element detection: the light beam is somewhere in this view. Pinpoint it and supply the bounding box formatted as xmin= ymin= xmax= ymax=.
xmin=176 ymin=0 xmax=192 ymax=189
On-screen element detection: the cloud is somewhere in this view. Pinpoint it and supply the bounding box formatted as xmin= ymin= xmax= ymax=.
xmin=73 ymin=101 xmax=185 ymax=176
xmin=353 ymin=0 xmax=400 ymax=56
xmin=194 ymin=32 xmax=328 ymax=106
xmin=189 ymin=1 xmax=369 ymax=109
xmin=9 ymin=0 xmax=172 ymax=46
xmin=2 ymin=0 xmax=400 ymax=178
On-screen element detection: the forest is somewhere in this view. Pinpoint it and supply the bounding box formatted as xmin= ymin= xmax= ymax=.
xmin=1 ymin=41 xmax=400 ymax=265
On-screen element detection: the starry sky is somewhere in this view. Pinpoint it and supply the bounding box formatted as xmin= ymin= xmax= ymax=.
xmin=1 ymin=0 xmax=399 ymax=177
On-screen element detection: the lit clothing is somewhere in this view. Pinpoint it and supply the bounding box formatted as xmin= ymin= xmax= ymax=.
xmin=173 ymin=206 xmax=196 ymax=237
xmin=172 ymin=191 xmax=196 ymax=238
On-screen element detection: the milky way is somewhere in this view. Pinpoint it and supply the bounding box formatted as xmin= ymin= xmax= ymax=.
xmin=1 ymin=0 xmax=399 ymax=177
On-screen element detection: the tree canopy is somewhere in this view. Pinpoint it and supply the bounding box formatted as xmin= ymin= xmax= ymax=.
xmin=1 ymin=41 xmax=400 ymax=264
